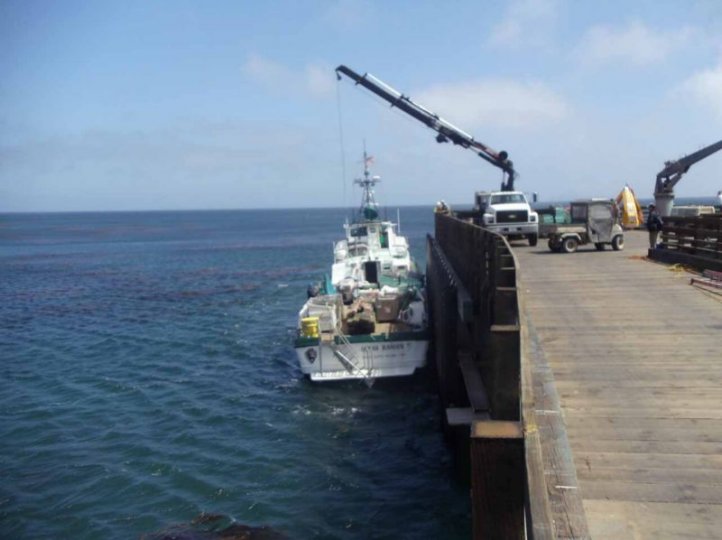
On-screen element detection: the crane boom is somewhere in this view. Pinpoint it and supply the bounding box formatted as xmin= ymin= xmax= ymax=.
xmin=335 ymin=65 xmax=517 ymax=191
xmin=654 ymin=138 xmax=722 ymax=216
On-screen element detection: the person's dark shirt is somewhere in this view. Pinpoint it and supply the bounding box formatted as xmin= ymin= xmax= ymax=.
xmin=646 ymin=211 xmax=663 ymax=231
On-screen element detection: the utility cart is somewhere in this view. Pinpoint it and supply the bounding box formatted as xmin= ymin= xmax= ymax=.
xmin=547 ymin=200 xmax=624 ymax=253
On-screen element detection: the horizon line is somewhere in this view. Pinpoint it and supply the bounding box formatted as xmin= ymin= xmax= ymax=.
xmin=1 ymin=195 xmax=719 ymax=215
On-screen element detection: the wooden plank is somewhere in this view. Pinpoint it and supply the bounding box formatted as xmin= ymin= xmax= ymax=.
xmin=562 ymin=407 xmax=722 ymax=420
xmin=576 ymin=466 xmax=722 ymax=485
xmin=470 ymin=429 xmax=525 ymax=539
xmin=574 ymin=451 xmax=722 ymax=472
xmin=584 ymin=500 xmax=722 ymax=540
xmin=520 ymin=290 xmax=556 ymax=540
xmin=562 ymin=416 xmax=722 ymax=431
xmin=580 ymin=479 xmax=722 ymax=504
xmin=487 ymin=325 xmax=520 ymax=421
xmin=691 ymin=277 xmax=722 ymax=289
xmin=563 ymin=426 xmax=722 ymax=443
xmin=567 ymin=439 xmax=722 ymax=455
xmin=471 ymin=419 xmax=523 ymax=439
xmin=446 ymin=407 xmax=490 ymax=426
xmin=525 ymin=314 xmax=591 ymax=540
xmin=459 ymin=353 xmax=490 ymax=413
xmin=493 ymin=286 xmax=518 ymax=325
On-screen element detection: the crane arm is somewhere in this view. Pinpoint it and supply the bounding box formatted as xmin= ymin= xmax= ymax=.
xmin=335 ymin=65 xmax=517 ymax=191
xmin=655 ymin=139 xmax=722 ymax=194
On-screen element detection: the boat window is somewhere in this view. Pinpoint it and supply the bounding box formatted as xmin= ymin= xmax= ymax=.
xmin=350 ymin=226 xmax=367 ymax=237
xmin=368 ymin=227 xmax=376 ymax=233
xmin=349 ymin=245 xmax=368 ymax=256
xmin=380 ymin=230 xmax=389 ymax=248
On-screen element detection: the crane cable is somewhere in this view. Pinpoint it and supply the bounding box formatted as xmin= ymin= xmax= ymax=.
xmin=336 ymin=78 xmax=348 ymax=211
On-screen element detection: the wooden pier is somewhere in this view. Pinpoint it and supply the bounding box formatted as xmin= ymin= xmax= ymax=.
xmin=428 ymin=214 xmax=722 ymax=539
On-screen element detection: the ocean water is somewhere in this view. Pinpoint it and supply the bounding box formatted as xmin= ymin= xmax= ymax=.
xmin=0 ymin=208 xmax=470 ymax=539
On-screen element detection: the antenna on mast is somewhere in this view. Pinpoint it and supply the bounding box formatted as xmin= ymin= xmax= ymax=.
xmin=354 ymin=146 xmax=381 ymax=221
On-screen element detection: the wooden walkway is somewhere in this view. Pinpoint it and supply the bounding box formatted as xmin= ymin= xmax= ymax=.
xmin=516 ymin=230 xmax=722 ymax=539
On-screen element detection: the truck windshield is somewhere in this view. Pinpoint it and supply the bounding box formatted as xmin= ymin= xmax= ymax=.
xmin=490 ymin=194 xmax=526 ymax=204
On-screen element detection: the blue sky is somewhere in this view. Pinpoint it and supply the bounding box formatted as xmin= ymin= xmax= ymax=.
xmin=1 ymin=0 xmax=721 ymax=211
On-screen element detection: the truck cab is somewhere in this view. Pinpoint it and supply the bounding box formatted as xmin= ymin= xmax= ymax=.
xmin=475 ymin=191 xmax=539 ymax=246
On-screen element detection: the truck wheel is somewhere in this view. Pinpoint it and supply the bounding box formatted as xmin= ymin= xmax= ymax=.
xmin=548 ymin=239 xmax=559 ymax=252
xmin=595 ymin=243 xmax=605 ymax=251
xmin=561 ymin=237 xmax=578 ymax=253
xmin=528 ymin=234 xmax=538 ymax=247
xmin=612 ymin=235 xmax=624 ymax=251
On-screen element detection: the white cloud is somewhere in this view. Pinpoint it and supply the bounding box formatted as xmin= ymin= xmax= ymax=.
xmin=680 ymin=59 xmax=722 ymax=118
xmin=304 ymin=64 xmax=335 ymax=98
xmin=577 ymin=22 xmax=696 ymax=66
xmin=414 ymin=79 xmax=570 ymax=131
xmin=243 ymin=54 xmax=291 ymax=88
xmin=489 ymin=0 xmax=559 ymax=48
xmin=243 ymin=54 xmax=333 ymax=98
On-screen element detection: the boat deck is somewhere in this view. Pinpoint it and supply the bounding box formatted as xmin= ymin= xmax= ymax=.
xmin=516 ymin=229 xmax=722 ymax=539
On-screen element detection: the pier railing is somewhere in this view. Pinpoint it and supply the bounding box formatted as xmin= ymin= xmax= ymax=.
xmin=651 ymin=214 xmax=722 ymax=272
xmin=427 ymin=213 xmax=554 ymax=539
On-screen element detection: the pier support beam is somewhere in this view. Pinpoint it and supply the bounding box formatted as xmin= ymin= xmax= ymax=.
xmin=470 ymin=420 xmax=525 ymax=539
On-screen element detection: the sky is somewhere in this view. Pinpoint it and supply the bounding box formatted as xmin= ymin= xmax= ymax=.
xmin=1 ymin=0 xmax=722 ymax=212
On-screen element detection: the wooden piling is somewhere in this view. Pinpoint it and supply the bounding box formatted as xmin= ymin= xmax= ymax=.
xmin=471 ymin=421 xmax=525 ymax=539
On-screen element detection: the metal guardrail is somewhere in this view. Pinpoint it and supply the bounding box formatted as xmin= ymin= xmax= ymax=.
xmin=427 ymin=213 xmax=555 ymax=539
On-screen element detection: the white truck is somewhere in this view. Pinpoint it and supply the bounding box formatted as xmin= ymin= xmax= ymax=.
xmin=475 ymin=191 xmax=539 ymax=246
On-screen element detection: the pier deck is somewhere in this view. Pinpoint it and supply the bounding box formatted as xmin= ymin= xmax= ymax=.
xmin=516 ymin=230 xmax=722 ymax=539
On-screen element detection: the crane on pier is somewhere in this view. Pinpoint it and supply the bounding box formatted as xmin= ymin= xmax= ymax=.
xmin=654 ymin=139 xmax=722 ymax=216
xmin=335 ymin=65 xmax=517 ymax=192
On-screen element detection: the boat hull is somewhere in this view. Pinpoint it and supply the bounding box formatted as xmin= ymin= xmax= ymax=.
xmin=295 ymin=332 xmax=429 ymax=381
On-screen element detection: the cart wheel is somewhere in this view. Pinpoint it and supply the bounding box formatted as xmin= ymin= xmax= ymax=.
xmin=561 ymin=237 xmax=578 ymax=253
xmin=595 ymin=243 xmax=605 ymax=251
xmin=528 ymin=234 xmax=538 ymax=247
xmin=611 ymin=235 xmax=624 ymax=251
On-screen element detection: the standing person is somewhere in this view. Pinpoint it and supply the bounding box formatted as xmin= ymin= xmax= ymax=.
xmin=646 ymin=204 xmax=663 ymax=249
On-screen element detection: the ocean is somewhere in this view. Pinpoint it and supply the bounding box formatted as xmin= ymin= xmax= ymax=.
xmin=0 ymin=208 xmax=471 ymax=540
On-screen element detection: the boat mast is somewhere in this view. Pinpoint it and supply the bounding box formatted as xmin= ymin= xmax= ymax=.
xmin=355 ymin=149 xmax=381 ymax=221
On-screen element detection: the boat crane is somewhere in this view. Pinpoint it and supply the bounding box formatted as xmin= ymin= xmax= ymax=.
xmin=654 ymin=139 xmax=722 ymax=216
xmin=335 ymin=65 xmax=518 ymax=192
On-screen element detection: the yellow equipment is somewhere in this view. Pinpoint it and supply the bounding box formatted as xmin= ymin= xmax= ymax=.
xmin=301 ymin=317 xmax=320 ymax=338
xmin=615 ymin=185 xmax=644 ymax=229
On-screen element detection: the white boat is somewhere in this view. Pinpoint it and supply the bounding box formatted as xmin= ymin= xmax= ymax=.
xmin=294 ymin=153 xmax=429 ymax=382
